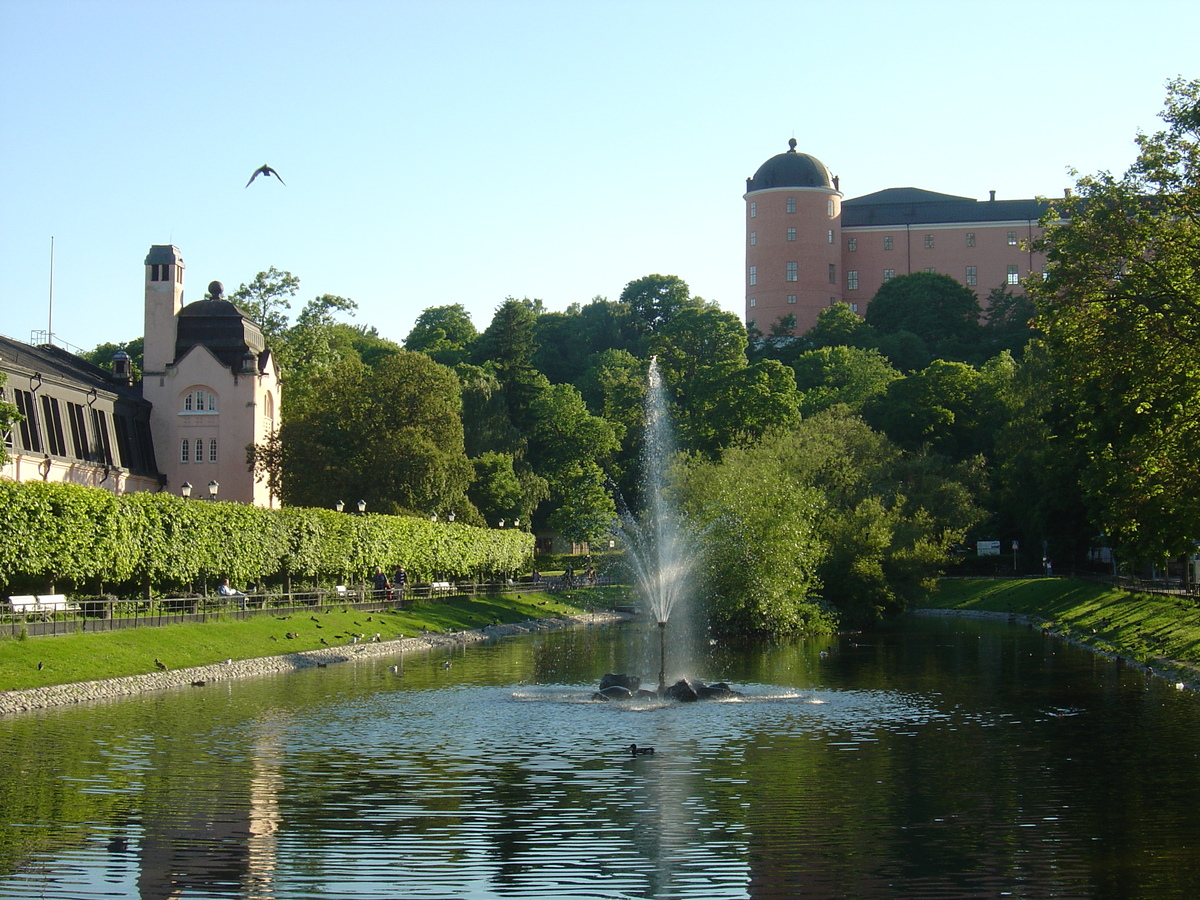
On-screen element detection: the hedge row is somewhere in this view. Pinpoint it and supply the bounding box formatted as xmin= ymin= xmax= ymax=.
xmin=0 ymin=480 xmax=534 ymax=593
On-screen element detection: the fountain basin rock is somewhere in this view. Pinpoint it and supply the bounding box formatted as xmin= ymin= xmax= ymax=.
xmin=593 ymin=676 xmax=742 ymax=702
xmin=600 ymin=673 xmax=642 ymax=692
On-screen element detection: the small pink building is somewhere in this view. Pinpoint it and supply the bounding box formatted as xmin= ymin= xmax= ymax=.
xmin=745 ymin=140 xmax=1051 ymax=335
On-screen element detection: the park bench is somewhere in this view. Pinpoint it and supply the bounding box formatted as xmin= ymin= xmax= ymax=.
xmin=5 ymin=594 xmax=80 ymax=619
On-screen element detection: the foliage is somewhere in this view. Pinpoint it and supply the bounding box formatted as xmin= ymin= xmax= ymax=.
xmin=229 ymin=267 xmax=299 ymax=341
xmin=1030 ymin=78 xmax=1200 ymax=563
xmin=620 ymin=274 xmax=699 ymax=334
xmin=281 ymin=352 xmax=475 ymax=517
xmin=865 ymin=272 xmax=983 ymax=365
xmin=674 ymin=408 xmax=986 ymax=633
xmin=0 ymin=480 xmax=533 ymax=595
xmin=0 ymin=374 xmax=18 ymax=467
xmin=404 ymin=304 xmax=478 ymax=366
xmin=80 ymin=337 xmax=144 ymax=380
xmin=792 ymin=345 xmax=901 ymax=417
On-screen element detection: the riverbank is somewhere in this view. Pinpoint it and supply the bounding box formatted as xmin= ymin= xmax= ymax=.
xmin=919 ymin=577 xmax=1200 ymax=688
xmin=0 ymin=608 xmax=629 ymax=716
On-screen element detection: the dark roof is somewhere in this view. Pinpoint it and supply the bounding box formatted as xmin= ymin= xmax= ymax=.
xmin=144 ymin=245 xmax=180 ymax=266
xmin=176 ymin=298 xmax=266 ymax=372
xmin=842 ymin=187 xmax=1049 ymax=227
xmin=746 ymin=139 xmax=834 ymax=193
xmin=0 ymin=334 xmax=145 ymax=403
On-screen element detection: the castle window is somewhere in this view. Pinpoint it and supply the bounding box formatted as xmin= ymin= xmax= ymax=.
xmin=924 ymin=267 xmax=936 ymax=273
xmin=749 ymin=266 xmax=757 ymax=286
xmin=149 ymin=264 xmax=170 ymax=282
xmin=1008 ymin=265 xmax=1020 ymax=285
xmin=182 ymin=389 xmax=218 ymax=414
xmin=828 ymin=264 xmax=836 ymax=284
xmin=209 ymin=439 xmax=218 ymax=463
xmin=1008 ymin=231 xmax=1018 ymax=245
xmin=847 ymin=237 xmax=856 ymax=250
xmin=847 ymin=270 xmax=859 ymax=291
xmin=966 ymin=232 xmax=976 ymax=247
xmin=966 ymin=266 xmax=978 ymax=286
xmin=786 ymin=262 xmax=798 ymax=282
xmin=828 ymin=230 xmax=835 ymax=244
xmin=787 ymin=295 xmax=797 ymax=304
xmin=264 ymin=392 xmax=274 ymax=421
xmin=828 ymin=198 xmax=834 ymax=217
xmin=749 ymin=231 xmax=756 ymax=246
xmin=750 ymin=202 xmax=756 ymax=218
xmin=884 ymin=236 xmax=893 ymax=250
xmin=749 ymin=297 xmax=757 ymax=308
xmin=181 ymin=439 xmax=190 ymax=463
xmin=883 ymin=269 xmax=895 ymax=281
xmin=787 ymin=228 xmax=796 ymax=242
xmin=925 ymin=234 xmax=934 ymax=249
xmin=786 ymin=197 xmax=796 ymax=213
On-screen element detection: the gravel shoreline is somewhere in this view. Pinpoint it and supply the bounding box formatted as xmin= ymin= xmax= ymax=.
xmin=911 ymin=607 xmax=1200 ymax=690
xmin=0 ymin=610 xmax=629 ymax=716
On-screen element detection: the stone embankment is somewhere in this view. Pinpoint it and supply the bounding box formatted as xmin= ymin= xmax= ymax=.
xmin=0 ymin=611 xmax=627 ymax=716
xmin=912 ymin=608 xmax=1200 ymax=690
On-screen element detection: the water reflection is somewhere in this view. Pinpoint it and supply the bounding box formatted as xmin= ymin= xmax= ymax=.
xmin=1 ymin=618 xmax=1199 ymax=898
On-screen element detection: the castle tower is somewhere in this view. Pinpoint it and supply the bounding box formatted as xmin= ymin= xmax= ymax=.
xmin=745 ymin=140 xmax=843 ymax=335
xmin=143 ymin=245 xmax=186 ymax=374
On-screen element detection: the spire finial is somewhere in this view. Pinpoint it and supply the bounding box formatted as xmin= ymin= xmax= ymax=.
xmin=787 ymin=138 xmax=797 ymax=152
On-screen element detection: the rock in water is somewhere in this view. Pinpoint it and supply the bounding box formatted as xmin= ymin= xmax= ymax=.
xmin=599 ymin=673 xmax=641 ymax=692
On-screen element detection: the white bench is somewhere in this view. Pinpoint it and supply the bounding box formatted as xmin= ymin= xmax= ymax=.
xmin=431 ymin=581 xmax=453 ymax=594
xmin=5 ymin=594 xmax=79 ymax=618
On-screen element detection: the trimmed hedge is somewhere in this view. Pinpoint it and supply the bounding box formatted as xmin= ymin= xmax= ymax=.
xmin=0 ymin=481 xmax=533 ymax=594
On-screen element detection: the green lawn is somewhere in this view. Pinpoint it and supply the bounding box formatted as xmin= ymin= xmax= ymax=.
xmin=927 ymin=577 xmax=1200 ymax=669
xmin=0 ymin=586 xmax=632 ymax=691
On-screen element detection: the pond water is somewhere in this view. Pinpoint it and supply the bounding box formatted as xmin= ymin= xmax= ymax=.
xmin=1 ymin=616 xmax=1199 ymax=899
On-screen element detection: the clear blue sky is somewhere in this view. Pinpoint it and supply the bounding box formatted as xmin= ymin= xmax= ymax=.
xmin=2 ymin=0 xmax=1197 ymax=354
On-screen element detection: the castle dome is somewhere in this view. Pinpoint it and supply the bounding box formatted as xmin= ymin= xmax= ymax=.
xmin=746 ymin=139 xmax=835 ymax=193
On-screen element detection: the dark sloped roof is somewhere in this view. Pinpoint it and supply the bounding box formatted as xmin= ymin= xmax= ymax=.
xmin=0 ymin=335 xmax=145 ymax=403
xmin=842 ymin=188 xmax=1049 ymax=227
xmin=746 ymin=139 xmax=834 ymax=193
xmin=176 ymin=298 xmax=266 ymax=372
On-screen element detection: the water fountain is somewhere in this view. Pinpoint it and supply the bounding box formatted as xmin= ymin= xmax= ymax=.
xmin=596 ymin=358 xmax=738 ymax=701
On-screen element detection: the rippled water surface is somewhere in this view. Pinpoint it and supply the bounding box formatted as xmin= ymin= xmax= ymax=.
xmin=2 ymin=617 xmax=1200 ymax=898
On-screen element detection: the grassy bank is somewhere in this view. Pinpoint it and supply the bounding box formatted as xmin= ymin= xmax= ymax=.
xmin=0 ymin=586 xmax=630 ymax=691
xmin=926 ymin=577 xmax=1200 ymax=671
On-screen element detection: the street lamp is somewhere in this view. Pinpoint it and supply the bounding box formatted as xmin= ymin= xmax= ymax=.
xmin=447 ymin=511 xmax=455 ymax=523
xmin=335 ymin=499 xmax=345 ymax=513
xmin=499 ymin=518 xmax=506 ymax=528
xmin=356 ymin=499 xmax=366 ymax=514
xmin=181 ymin=482 xmax=193 ymax=498
xmin=207 ymin=480 xmax=219 ymax=500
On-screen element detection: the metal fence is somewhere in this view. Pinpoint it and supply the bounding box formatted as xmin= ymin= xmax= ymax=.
xmin=0 ymin=577 xmax=599 ymax=639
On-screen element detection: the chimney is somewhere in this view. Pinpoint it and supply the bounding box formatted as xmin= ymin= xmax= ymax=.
xmin=1065 ymin=188 xmax=1073 ymax=198
xmin=111 ymin=350 xmax=133 ymax=387
xmin=989 ymin=190 xmax=996 ymax=202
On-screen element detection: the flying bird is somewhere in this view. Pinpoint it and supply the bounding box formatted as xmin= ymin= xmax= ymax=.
xmin=246 ymin=164 xmax=285 ymax=187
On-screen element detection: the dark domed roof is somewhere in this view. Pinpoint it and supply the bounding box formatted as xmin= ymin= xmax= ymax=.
xmin=176 ymin=297 xmax=265 ymax=371
xmin=746 ymin=139 xmax=834 ymax=193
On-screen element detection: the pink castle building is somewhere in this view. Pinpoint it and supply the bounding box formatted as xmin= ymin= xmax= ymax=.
xmin=744 ymin=139 xmax=1052 ymax=334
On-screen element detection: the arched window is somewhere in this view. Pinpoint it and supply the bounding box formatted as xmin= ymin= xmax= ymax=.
xmin=181 ymin=388 xmax=218 ymax=414
xmin=181 ymin=439 xmax=190 ymax=462
xmin=209 ymin=439 xmax=218 ymax=462
xmin=264 ymin=392 xmax=274 ymax=421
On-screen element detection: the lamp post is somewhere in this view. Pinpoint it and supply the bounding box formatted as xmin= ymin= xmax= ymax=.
xmin=181 ymin=482 xmax=193 ymax=499
xmin=447 ymin=511 xmax=455 ymax=523
xmin=356 ymin=500 xmax=366 ymax=514
xmin=207 ymin=480 xmax=219 ymax=501
xmin=335 ymin=499 xmax=345 ymax=513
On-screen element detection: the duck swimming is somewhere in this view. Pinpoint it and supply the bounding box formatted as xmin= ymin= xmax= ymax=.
xmin=628 ymin=743 xmax=654 ymax=756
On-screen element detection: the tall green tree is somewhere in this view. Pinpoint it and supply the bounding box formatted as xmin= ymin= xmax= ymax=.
xmin=404 ymin=304 xmax=478 ymax=366
xmin=281 ymin=351 xmax=475 ymax=519
xmin=620 ymin=274 xmax=699 ymax=334
xmin=865 ymin=271 xmax=983 ymax=364
xmin=229 ymin=267 xmax=299 ymax=341
xmin=1031 ymin=78 xmax=1200 ymax=563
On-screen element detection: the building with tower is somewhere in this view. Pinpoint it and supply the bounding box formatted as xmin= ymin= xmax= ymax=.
xmin=744 ymin=140 xmax=1052 ymax=335
xmin=141 ymin=245 xmax=281 ymax=507
xmin=2 ymin=246 xmax=281 ymax=507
